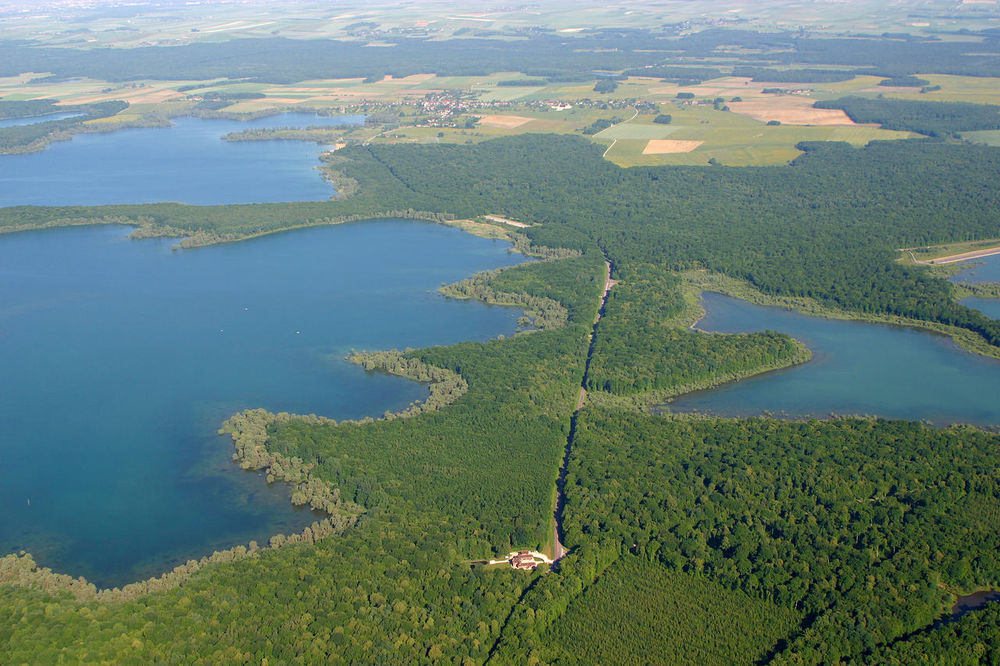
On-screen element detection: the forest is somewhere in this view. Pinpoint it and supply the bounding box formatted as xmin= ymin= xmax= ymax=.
xmin=814 ymin=97 xmax=1000 ymax=136
xmin=4 ymin=28 xmax=1000 ymax=83
xmin=552 ymin=411 xmax=1000 ymax=662
xmin=586 ymin=264 xmax=809 ymax=398
xmin=6 ymin=25 xmax=1000 ymax=659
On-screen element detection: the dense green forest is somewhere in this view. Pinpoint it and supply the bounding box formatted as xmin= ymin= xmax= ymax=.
xmin=586 ymin=265 xmax=809 ymax=397
xmin=4 ymin=28 xmax=1000 ymax=83
xmin=866 ymin=602 xmax=1000 ymax=664
xmin=541 ymin=557 xmax=801 ymax=664
xmin=6 ymin=49 xmax=1000 ymax=658
xmin=555 ymin=410 xmax=1000 ymax=662
xmin=815 ymin=96 xmax=1000 ymax=136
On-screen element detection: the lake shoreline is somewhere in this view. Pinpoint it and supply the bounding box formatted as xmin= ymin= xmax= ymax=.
xmin=0 ymin=220 xmax=532 ymax=590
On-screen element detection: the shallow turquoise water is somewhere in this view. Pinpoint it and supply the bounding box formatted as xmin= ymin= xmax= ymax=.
xmin=0 ymin=113 xmax=363 ymax=206
xmin=0 ymin=222 xmax=525 ymax=586
xmin=665 ymin=292 xmax=1000 ymax=426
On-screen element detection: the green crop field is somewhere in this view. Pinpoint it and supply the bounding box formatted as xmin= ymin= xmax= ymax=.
xmin=596 ymin=123 xmax=680 ymax=140
xmin=963 ymin=129 xmax=1000 ymax=146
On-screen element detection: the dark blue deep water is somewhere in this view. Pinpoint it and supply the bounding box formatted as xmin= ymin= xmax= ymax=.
xmin=0 ymin=222 xmax=525 ymax=586
xmin=665 ymin=292 xmax=1000 ymax=426
xmin=0 ymin=113 xmax=364 ymax=206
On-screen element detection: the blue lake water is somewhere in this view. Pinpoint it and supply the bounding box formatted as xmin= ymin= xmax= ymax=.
xmin=0 ymin=222 xmax=525 ymax=586
xmin=962 ymin=297 xmax=1000 ymax=320
xmin=665 ymin=292 xmax=1000 ymax=426
xmin=949 ymin=254 xmax=1000 ymax=319
xmin=0 ymin=112 xmax=84 ymax=128
xmin=949 ymin=252 xmax=1000 ymax=284
xmin=0 ymin=113 xmax=364 ymax=206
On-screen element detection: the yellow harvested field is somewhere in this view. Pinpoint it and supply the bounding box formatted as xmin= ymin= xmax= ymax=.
xmin=642 ymin=139 xmax=704 ymax=154
xmin=478 ymin=114 xmax=534 ymax=128
xmin=729 ymin=99 xmax=861 ymax=126
xmin=375 ymin=73 xmax=435 ymax=84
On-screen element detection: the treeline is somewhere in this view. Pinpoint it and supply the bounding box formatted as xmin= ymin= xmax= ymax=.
xmin=625 ymin=65 xmax=726 ymax=85
xmin=878 ymin=75 xmax=930 ymax=87
xmin=815 ymin=96 xmax=1000 ymax=136
xmin=586 ymin=265 xmax=810 ymax=396
xmin=497 ymin=78 xmax=548 ymax=86
xmin=221 ymin=408 xmax=364 ymax=517
xmin=581 ymin=117 xmax=620 ymax=135
xmin=441 ymin=267 xmax=570 ymax=331
xmin=562 ymin=411 xmax=1000 ymax=662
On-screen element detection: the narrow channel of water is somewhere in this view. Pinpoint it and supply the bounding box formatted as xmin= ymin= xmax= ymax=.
xmin=664 ymin=292 xmax=1000 ymax=426
xmin=0 ymin=221 xmax=525 ymax=587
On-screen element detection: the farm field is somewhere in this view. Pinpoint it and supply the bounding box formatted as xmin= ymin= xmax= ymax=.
xmin=0 ymin=66 xmax=937 ymax=167
xmin=963 ymin=129 xmax=1000 ymax=146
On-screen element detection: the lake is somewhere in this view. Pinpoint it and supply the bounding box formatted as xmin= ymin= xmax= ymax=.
xmin=949 ymin=252 xmax=1000 ymax=284
xmin=949 ymin=253 xmax=1000 ymax=319
xmin=0 ymin=222 xmax=526 ymax=587
xmin=0 ymin=112 xmax=84 ymax=128
xmin=665 ymin=292 xmax=1000 ymax=426
xmin=0 ymin=113 xmax=364 ymax=206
